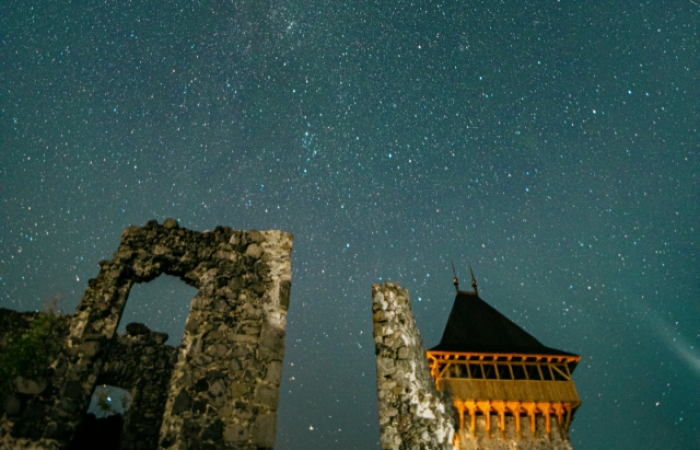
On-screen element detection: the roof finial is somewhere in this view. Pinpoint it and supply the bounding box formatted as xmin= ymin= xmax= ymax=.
xmin=452 ymin=262 xmax=459 ymax=294
xmin=469 ymin=265 xmax=478 ymax=296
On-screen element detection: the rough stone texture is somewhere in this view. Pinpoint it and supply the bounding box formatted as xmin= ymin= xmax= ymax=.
xmin=372 ymin=281 xmax=456 ymax=450
xmin=0 ymin=220 xmax=293 ymax=450
xmin=456 ymin=415 xmax=573 ymax=450
xmin=101 ymin=324 xmax=178 ymax=450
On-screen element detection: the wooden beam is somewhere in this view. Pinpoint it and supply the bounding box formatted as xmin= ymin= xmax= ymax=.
xmin=551 ymin=364 xmax=570 ymax=380
xmin=456 ymin=401 xmax=465 ymax=430
xmin=476 ymin=400 xmax=492 ymax=439
xmin=426 ymin=350 xmax=581 ymax=365
xmin=522 ymin=402 xmax=537 ymax=438
xmin=493 ymin=400 xmax=506 ymax=439
xmin=465 ymin=401 xmax=477 ymax=439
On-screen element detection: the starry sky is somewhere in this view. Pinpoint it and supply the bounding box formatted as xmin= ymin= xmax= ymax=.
xmin=1 ymin=0 xmax=699 ymax=448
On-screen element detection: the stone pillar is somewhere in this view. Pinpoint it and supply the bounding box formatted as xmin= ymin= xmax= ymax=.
xmin=158 ymin=229 xmax=293 ymax=450
xmin=372 ymin=281 xmax=455 ymax=450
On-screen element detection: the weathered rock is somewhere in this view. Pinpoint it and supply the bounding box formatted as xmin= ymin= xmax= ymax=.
xmin=12 ymin=376 xmax=48 ymax=395
xmin=163 ymin=218 xmax=179 ymax=229
xmin=2 ymin=394 xmax=21 ymax=416
xmin=126 ymin=322 xmax=151 ymax=336
xmin=252 ymin=413 xmax=276 ymax=449
xmin=372 ymin=282 xmax=455 ymax=450
xmin=201 ymin=418 xmax=223 ymax=441
xmin=245 ymin=243 xmax=263 ymax=259
xmin=172 ymin=390 xmax=192 ymax=415
xmin=223 ymin=423 xmax=249 ymax=443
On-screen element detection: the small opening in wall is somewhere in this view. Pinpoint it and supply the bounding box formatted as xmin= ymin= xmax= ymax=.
xmin=118 ymin=275 xmax=197 ymax=345
xmin=88 ymin=384 xmax=132 ymax=417
xmin=70 ymin=385 xmax=131 ymax=450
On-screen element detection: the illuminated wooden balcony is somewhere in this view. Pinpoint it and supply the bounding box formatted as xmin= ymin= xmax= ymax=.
xmin=427 ymin=269 xmax=583 ymax=444
xmin=427 ymin=350 xmax=581 ymax=440
xmin=428 ymin=351 xmax=581 ymax=404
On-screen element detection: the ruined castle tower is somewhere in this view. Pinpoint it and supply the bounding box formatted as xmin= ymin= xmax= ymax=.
xmin=426 ymin=268 xmax=581 ymax=449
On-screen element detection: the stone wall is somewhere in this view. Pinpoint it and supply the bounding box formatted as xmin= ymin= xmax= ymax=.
xmin=0 ymin=309 xmax=176 ymax=450
xmin=0 ymin=219 xmax=293 ymax=450
xmin=101 ymin=323 xmax=179 ymax=450
xmin=371 ymin=281 xmax=456 ymax=450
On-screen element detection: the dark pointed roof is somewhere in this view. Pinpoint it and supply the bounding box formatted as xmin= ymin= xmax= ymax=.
xmin=429 ymin=290 xmax=577 ymax=357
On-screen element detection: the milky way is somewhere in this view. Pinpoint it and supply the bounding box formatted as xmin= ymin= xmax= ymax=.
xmin=1 ymin=1 xmax=698 ymax=449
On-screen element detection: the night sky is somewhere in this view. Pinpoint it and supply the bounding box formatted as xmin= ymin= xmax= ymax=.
xmin=1 ymin=1 xmax=698 ymax=449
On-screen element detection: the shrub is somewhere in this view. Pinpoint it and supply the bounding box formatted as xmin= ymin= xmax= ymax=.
xmin=0 ymin=312 xmax=59 ymax=399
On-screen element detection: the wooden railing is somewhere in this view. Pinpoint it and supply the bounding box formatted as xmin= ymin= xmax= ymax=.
xmin=438 ymin=378 xmax=580 ymax=404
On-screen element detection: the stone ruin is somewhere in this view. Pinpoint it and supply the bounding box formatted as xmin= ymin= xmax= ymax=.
xmin=2 ymin=220 xmax=578 ymax=450
xmin=371 ymin=282 xmax=456 ymax=450
xmin=0 ymin=219 xmax=293 ymax=450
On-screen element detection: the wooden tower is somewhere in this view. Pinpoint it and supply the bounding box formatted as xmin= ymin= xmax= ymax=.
xmin=426 ymin=267 xmax=581 ymax=448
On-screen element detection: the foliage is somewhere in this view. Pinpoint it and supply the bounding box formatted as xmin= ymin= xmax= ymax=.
xmin=95 ymin=390 xmax=113 ymax=418
xmin=0 ymin=312 xmax=60 ymax=399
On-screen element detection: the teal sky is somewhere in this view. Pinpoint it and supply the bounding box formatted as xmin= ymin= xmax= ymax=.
xmin=1 ymin=1 xmax=698 ymax=449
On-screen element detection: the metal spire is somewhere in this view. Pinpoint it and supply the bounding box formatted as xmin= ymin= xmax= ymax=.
xmin=452 ymin=262 xmax=459 ymax=294
xmin=469 ymin=265 xmax=478 ymax=296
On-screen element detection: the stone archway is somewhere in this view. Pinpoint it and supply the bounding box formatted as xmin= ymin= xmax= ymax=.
xmin=42 ymin=219 xmax=293 ymax=450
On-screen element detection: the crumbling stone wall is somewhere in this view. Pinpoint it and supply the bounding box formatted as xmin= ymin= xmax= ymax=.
xmin=0 ymin=219 xmax=293 ymax=450
xmin=100 ymin=323 xmax=179 ymax=450
xmin=1 ymin=313 xmax=179 ymax=450
xmin=372 ymin=281 xmax=455 ymax=450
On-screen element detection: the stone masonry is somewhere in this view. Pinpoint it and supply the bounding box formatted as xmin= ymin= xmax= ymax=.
xmin=372 ymin=281 xmax=455 ymax=450
xmin=0 ymin=219 xmax=293 ymax=450
xmin=101 ymin=323 xmax=179 ymax=450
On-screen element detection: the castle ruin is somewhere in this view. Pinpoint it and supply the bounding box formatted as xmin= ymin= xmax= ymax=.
xmin=1 ymin=220 xmax=581 ymax=450
xmin=0 ymin=219 xmax=293 ymax=450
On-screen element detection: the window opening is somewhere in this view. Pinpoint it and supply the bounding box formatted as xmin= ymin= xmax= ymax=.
xmin=512 ymin=364 xmax=527 ymax=380
xmin=88 ymin=384 xmax=132 ymax=418
xmin=526 ymin=365 xmax=541 ymax=380
xmin=117 ymin=275 xmax=197 ymax=345
xmin=541 ymin=364 xmax=553 ymax=381
xmin=483 ymin=363 xmax=498 ymax=380
xmin=469 ymin=363 xmax=483 ymax=379
xmin=497 ymin=364 xmax=512 ymax=380
xmin=552 ymin=364 xmax=569 ymax=381
xmin=70 ymin=385 xmax=131 ymax=450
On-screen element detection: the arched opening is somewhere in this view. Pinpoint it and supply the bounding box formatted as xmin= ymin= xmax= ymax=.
xmin=75 ymin=274 xmax=197 ymax=449
xmin=117 ymin=274 xmax=197 ymax=345
xmin=70 ymin=385 xmax=131 ymax=450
